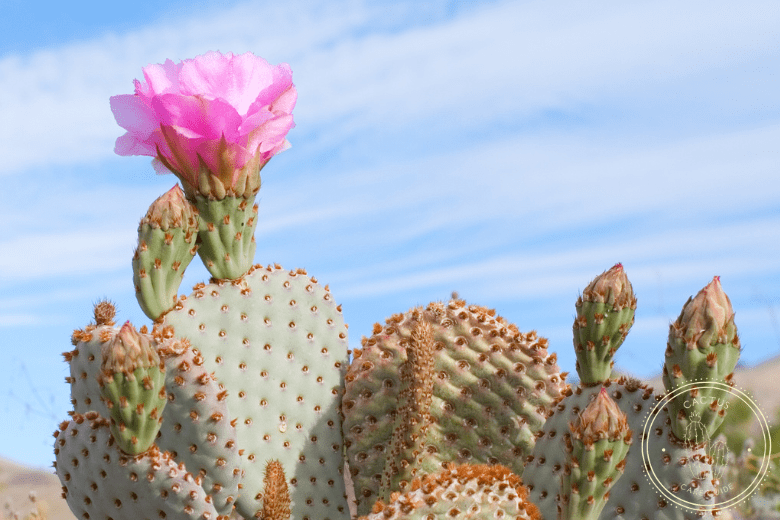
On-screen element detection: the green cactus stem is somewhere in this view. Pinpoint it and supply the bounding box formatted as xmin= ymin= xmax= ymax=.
xmin=97 ymin=321 xmax=167 ymax=455
xmin=559 ymin=387 xmax=632 ymax=520
xmin=132 ymin=185 xmax=199 ymax=320
xmin=573 ymin=263 xmax=636 ymax=385
xmin=192 ymin=192 xmax=258 ymax=280
xmin=663 ymin=276 xmax=741 ymax=441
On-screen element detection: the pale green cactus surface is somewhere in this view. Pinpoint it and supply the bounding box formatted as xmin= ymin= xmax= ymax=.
xmin=342 ymin=298 xmax=569 ymax=517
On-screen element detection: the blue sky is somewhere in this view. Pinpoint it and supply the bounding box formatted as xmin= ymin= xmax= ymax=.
xmin=1 ymin=0 xmax=779 ymax=470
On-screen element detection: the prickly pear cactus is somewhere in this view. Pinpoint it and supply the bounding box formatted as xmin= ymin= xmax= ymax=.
xmin=56 ymin=51 xmax=351 ymax=520
xmin=358 ymin=464 xmax=541 ymax=520
xmin=342 ymin=298 xmax=569 ymax=516
xmin=159 ymin=264 xmax=350 ymax=520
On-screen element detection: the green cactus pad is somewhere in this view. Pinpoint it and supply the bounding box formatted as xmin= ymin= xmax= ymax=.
xmin=160 ymin=264 xmax=350 ymax=520
xmin=663 ymin=300 xmax=741 ymax=440
xmin=193 ymin=194 xmax=258 ymax=280
xmin=523 ymin=379 xmax=722 ymax=520
xmin=155 ymin=336 xmax=243 ymax=517
xmin=54 ymin=412 xmax=221 ymax=520
xmin=97 ymin=321 xmax=167 ymax=455
xmin=663 ymin=276 xmax=740 ymax=443
xmin=132 ymin=185 xmax=199 ymax=320
xmin=342 ymin=299 xmax=569 ymax=516
xmin=359 ymin=464 xmax=541 ymax=520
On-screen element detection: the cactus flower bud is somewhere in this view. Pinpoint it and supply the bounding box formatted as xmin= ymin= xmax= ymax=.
xmin=571 ymin=388 xmax=630 ymax=445
xmin=573 ymin=264 xmax=637 ymax=384
xmin=581 ymin=263 xmax=635 ymax=311
xmin=133 ymin=185 xmax=199 ymax=320
xmin=101 ymin=321 xmax=159 ymax=377
xmin=99 ymin=321 xmax=167 ymax=455
xmin=141 ymin=184 xmax=199 ymax=232
xmin=562 ymin=387 xmax=632 ymax=520
xmin=672 ymin=276 xmax=736 ymax=351
xmin=664 ymin=276 xmax=740 ymax=442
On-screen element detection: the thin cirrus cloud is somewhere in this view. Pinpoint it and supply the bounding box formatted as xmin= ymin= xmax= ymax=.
xmin=0 ymin=0 xmax=779 ymax=470
xmin=1 ymin=1 xmax=778 ymax=175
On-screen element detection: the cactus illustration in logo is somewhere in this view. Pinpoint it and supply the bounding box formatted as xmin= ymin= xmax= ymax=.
xmin=684 ymin=412 xmax=711 ymax=479
xmin=708 ymin=438 xmax=729 ymax=481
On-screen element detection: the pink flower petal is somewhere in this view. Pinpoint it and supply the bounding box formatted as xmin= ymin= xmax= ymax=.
xmin=179 ymin=51 xmax=274 ymax=116
xmin=270 ymin=83 xmax=297 ymax=115
xmin=141 ymin=59 xmax=181 ymax=96
xmin=110 ymin=94 xmax=156 ymax=134
xmin=248 ymin=114 xmax=295 ymax=154
xmin=151 ymin=94 xmax=242 ymax=141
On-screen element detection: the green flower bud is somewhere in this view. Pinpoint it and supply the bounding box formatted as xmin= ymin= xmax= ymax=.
xmin=98 ymin=321 xmax=167 ymax=455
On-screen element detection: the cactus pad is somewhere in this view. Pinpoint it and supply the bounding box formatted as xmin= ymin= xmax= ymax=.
xmin=342 ymin=298 xmax=568 ymax=516
xmin=54 ymin=412 xmax=222 ymax=520
xmin=359 ymin=464 xmax=541 ymax=520
xmin=159 ymin=263 xmax=350 ymax=520
xmin=155 ymin=335 xmax=243 ymax=516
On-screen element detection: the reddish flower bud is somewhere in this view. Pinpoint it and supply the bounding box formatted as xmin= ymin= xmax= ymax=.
xmin=570 ymin=388 xmax=629 ymax=445
xmin=581 ymin=263 xmax=636 ymax=311
xmin=141 ymin=184 xmax=198 ymax=232
xmin=672 ymin=276 xmax=736 ymax=350
xmin=101 ymin=321 xmax=159 ymax=378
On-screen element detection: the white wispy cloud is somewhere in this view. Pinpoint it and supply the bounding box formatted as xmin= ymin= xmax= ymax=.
xmin=2 ymin=1 xmax=778 ymax=175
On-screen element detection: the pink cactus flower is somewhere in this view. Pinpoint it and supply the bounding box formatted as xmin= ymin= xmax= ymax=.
xmin=110 ymin=51 xmax=296 ymax=196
